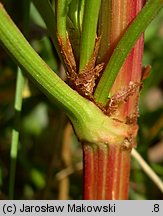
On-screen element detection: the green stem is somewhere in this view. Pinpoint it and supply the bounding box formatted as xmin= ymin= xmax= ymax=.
xmin=79 ymin=0 xmax=101 ymax=71
xmin=56 ymin=0 xmax=69 ymax=44
xmin=94 ymin=0 xmax=163 ymax=105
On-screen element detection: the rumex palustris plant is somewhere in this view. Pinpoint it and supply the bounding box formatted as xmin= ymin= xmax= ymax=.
xmin=0 ymin=0 xmax=163 ymax=199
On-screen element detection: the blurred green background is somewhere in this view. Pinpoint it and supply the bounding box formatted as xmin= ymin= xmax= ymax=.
xmin=0 ymin=1 xmax=163 ymax=199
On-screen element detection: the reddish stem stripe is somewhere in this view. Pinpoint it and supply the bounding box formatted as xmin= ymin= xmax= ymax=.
xmin=119 ymin=151 xmax=131 ymax=199
xmin=105 ymin=144 xmax=116 ymax=199
xmin=83 ymin=143 xmax=131 ymax=199
xmin=113 ymin=147 xmax=122 ymax=199
xmin=83 ymin=1 xmax=144 ymax=199
xmin=110 ymin=0 xmax=144 ymax=120
xmin=83 ymin=145 xmax=95 ymax=199
xmin=96 ymin=145 xmax=107 ymax=199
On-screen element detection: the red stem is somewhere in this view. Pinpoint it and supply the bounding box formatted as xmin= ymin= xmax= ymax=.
xmin=83 ymin=0 xmax=144 ymax=200
xmin=83 ymin=143 xmax=131 ymax=199
xmin=83 ymin=145 xmax=95 ymax=199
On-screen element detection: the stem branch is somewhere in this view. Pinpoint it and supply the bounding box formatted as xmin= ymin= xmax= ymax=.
xmin=94 ymin=0 xmax=163 ymax=105
xmin=79 ymin=0 xmax=101 ymax=71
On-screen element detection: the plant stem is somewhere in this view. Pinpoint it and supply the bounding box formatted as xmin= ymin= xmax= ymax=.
xmin=83 ymin=144 xmax=95 ymax=199
xmin=2 ymin=1 xmax=162 ymax=201
xmin=94 ymin=0 xmax=163 ymax=105
xmin=56 ymin=0 xmax=69 ymax=44
xmin=79 ymin=0 xmax=101 ymax=71
xmin=83 ymin=0 xmax=146 ymax=200
xmin=83 ymin=142 xmax=131 ymax=199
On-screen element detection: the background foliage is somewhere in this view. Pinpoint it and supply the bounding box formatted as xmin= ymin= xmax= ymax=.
xmin=0 ymin=0 xmax=163 ymax=199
